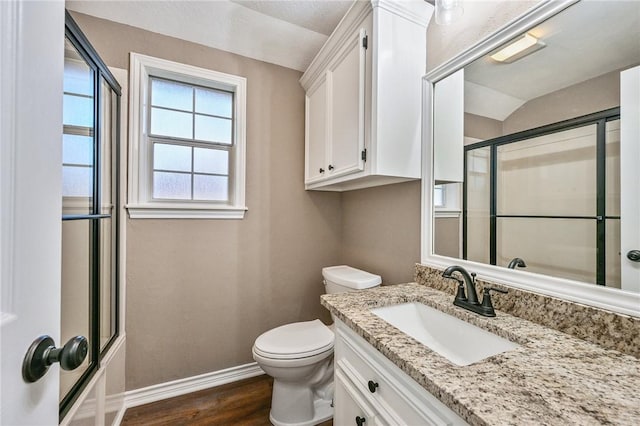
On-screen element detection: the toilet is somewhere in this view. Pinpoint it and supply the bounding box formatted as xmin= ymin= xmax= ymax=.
xmin=252 ymin=265 xmax=381 ymax=426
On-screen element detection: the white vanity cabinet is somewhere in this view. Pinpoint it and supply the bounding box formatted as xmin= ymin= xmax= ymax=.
xmin=300 ymin=0 xmax=433 ymax=191
xmin=334 ymin=320 xmax=468 ymax=426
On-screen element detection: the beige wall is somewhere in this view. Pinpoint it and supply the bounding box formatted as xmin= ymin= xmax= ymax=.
xmin=503 ymin=69 xmax=621 ymax=134
xmin=341 ymin=181 xmax=422 ymax=285
xmin=72 ymin=12 xmax=342 ymax=390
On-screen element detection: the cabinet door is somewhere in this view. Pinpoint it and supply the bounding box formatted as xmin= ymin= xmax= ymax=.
xmin=335 ymin=369 xmax=386 ymax=426
xmin=305 ymin=75 xmax=328 ymax=183
xmin=326 ymin=28 xmax=367 ymax=179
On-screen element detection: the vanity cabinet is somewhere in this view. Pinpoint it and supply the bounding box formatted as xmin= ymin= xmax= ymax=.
xmin=334 ymin=319 xmax=468 ymax=426
xmin=300 ymin=0 xmax=433 ymax=191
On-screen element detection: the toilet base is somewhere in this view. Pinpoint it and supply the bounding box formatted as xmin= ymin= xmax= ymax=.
xmin=269 ymin=398 xmax=332 ymax=426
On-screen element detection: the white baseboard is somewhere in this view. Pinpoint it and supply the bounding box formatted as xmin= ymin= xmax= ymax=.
xmin=123 ymin=362 xmax=265 ymax=409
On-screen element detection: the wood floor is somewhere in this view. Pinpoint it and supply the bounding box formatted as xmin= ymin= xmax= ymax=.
xmin=121 ymin=375 xmax=333 ymax=426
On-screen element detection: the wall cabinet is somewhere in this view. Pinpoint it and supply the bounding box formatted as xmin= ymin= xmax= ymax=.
xmin=301 ymin=0 xmax=434 ymax=191
xmin=334 ymin=319 xmax=468 ymax=426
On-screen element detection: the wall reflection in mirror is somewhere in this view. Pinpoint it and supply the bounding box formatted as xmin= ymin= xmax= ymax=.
xmin=432 ymin=0 xmax=640 ymax=293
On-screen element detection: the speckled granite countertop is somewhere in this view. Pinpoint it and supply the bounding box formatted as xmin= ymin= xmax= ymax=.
xmin=321 ymin=283 xmax=640 ymax=426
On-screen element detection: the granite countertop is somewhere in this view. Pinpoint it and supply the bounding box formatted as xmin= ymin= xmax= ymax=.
xmin=321 ymin=283 xmax=640 ymax=426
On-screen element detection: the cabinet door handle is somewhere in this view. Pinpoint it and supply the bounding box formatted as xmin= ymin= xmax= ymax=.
xmin=367 ymin=380 xmax=379 ymax=393
xmin=355 ymin=416 xmax=366 ymax=426
xmin=319 ymin=168 xmax=324 ymax=173
xmin=328 ymin=164 xmax=335 ymax=170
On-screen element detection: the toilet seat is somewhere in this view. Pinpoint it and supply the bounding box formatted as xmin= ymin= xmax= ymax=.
xmin=254 ymin=319 xmax=334 ymax=360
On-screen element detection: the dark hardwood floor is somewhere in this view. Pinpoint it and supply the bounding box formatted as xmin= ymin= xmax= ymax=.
xmin=121 ymin=375 xmax=333 ymax=426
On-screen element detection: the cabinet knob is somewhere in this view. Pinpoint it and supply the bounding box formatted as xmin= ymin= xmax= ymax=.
xmin=319 ymin=168 xmax=324 ymax=173
xmin=356 ymin=416 xmax=366 ymax=426
xmin=328 ymin=164 xmax=335 ymax=170
xmin=367 ymin=380 xmax=379 ymax=393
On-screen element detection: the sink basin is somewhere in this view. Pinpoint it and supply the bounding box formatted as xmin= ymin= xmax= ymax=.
xmin=370 ymin=302 xmax=519 ymax=366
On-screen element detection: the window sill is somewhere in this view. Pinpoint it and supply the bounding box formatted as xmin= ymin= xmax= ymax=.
xmin=126 ymin=203 xmax=248 ymax=219
xmin=434 ymin=209 xmax=461 ymax=218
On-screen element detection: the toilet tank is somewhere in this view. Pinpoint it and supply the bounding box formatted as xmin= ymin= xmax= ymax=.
xmin=322 ymin=265 xmax=381 ymax=294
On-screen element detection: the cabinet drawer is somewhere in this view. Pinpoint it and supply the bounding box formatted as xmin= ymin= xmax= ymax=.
xmin=335 ymin=368 xmax=387 ymax=426
xmin=335 ymin=322 xmax=467 ymax=426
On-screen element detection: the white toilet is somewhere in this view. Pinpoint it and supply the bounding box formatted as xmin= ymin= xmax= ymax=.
xmin=252 ymin=265 xmax=381 ymax=426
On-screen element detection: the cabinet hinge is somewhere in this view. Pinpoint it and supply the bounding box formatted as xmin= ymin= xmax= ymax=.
xmin=361 ymin=149 xmax=367 ymax=162
xmin=362 ymin=35 xmax=368 ymax=50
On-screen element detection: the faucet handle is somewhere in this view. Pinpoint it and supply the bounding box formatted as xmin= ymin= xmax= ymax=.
xmin=481 ymin=287 xmax=508 ymax=315
xmin=470 ymin=272 xmax=477 ymax=283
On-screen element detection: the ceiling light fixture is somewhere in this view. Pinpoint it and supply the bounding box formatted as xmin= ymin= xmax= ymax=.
xmin=490 ymin=33 xmax=546 ymax=63
xmin=435 ymin=0 xmax=464 ymax=26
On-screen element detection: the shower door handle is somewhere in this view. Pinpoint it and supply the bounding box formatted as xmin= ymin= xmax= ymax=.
xmin=627 ymin=250 xmax=640 ymax=262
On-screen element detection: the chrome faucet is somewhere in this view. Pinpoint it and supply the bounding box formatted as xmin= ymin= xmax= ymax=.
xmin=442 ymin=265 xmax=507 ymax=317
xmin=507 ymin=257 xmax=527 ymax=269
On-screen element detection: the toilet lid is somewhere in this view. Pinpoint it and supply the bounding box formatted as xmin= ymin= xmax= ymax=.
xmin=254 ymin=319 xmax=334 ymax=359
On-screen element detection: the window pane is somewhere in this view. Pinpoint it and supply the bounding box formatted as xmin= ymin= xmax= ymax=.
xmin=154 ymin=143 xmax=192 ymax=172
xmin=150 ymin=107 xmax=193 ymax=139
xmin=195 ymin=88 xmax=232 ymax=117
xmin=153 ymin=171 xmax=191 ymax=199
xmin=194 ymin=147 xmax=228 ymax=175
xmin=194 ymin=175 xmax=228 ymax=201
xmin=64 ymin=57 xmax=93 ymax=96
xmin=63 ymin=166 xmax=94 ymax=198
xmin=64 ymin=94 xmax=94 ymax=127
xmin=496 ymin=217 xmax=596 ymax=283
xmin=606 ymin=218 xmax=621 ymax=289
xmin=151 ymin=78 xmax=193 ymax=111
xmin=100 ymin=218 xmax=115 ymax=351
xmin=60 ymin=219 xmax=93 ymax=401
xmin=433 ymin=185 xmax=444 ymax=207
xmin=497 ymin=124 xmax=597 ymax=216
xmin=466 ymin=147 xmax=491 ymax=264
xmin=606 ymin=119 xmax=620 ymax=217
xmin=63 ymin=134 xmax=93 ymax=166
xmin=195 ymin=115 xmax=232 ymax=144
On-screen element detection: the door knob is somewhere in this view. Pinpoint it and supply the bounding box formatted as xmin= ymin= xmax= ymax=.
xmin=22 ymin=335 xmax=88 ymax=383
xmin=627 ymin=250 xmax=640 ymax=262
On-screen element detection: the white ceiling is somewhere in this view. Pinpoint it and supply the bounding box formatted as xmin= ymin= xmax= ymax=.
xmin=465 ymin=0 xmax=640 ymax=120
xmin=65 ymin=0 xmax=354 ymax=71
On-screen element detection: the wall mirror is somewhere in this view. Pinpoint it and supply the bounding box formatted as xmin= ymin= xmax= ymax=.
xmin=422 ymin=0 xmax=640 ymax=316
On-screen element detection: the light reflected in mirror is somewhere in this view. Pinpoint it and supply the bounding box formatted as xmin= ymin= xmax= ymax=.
xmin=432 ymin=0 xmax=640 ymax=292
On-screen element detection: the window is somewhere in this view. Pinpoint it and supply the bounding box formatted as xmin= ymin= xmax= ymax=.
xmin=128 ymin=53 xmax=247 ymax=218
xmin=434 ymin=183 xmax=461 ymax=217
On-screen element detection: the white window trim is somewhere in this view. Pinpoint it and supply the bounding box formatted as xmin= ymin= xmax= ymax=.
xmin=127 ymin=53 xmax=247 ymax=219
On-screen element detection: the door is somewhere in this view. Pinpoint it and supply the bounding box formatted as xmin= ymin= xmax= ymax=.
xmin=305 ymin=75 xmax=328 ymax=183
xmin=620 ymin=66 xmax=640 ymax=292
xmin=326 ymin=28 xmax=367 ymax=179
xmin=1 ymin=1 xmax=65 ymax=425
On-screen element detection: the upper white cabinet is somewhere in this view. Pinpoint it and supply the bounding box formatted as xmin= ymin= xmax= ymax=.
xmin=301 ymin=0 xmax=434 ymax=191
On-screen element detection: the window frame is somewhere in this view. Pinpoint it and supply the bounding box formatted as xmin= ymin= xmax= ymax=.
xmin=127 ymin=53 xmax=247 ymax=219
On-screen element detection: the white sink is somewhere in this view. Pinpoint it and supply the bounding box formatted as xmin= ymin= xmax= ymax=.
xmin=370 ymin=302 xmax=520 ymax=366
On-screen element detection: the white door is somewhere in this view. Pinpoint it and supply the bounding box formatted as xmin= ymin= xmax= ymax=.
xmin=1 ymin=1 xmax=65 ymax=424
xmin=620 ymin=66 xmax=640 ymax=292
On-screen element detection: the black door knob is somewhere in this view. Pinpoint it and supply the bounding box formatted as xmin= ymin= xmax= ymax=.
xmin=627 ymin=250 xmax=640 ymax=262
xmin=319 ymin=168 xmax=324 ymax=173
xmin=367 ymin=380 xmax=379 ymax=393
xmin=22 ymin=335 xmax=89 ymax=383
xmin=355 ymin=416 xmax=366 ymax=426
xmin=328 ymin=164 xmax=335 ymax=170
